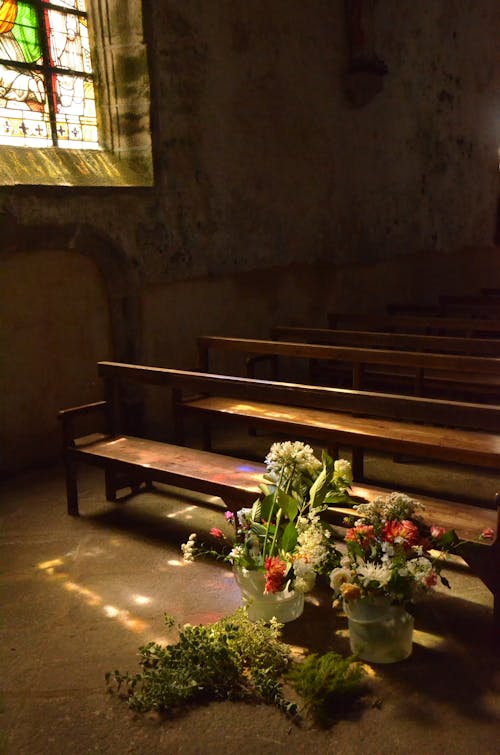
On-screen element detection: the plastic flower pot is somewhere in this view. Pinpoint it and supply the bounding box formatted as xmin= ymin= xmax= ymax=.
xmin=233 ymin=566 xmax=304 ymax=623
xmin=343 ymin=597 xmax=414 ymax=663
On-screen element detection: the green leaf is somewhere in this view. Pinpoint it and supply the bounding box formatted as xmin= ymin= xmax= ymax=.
xmin=280 ymin=521 xmax=298 ymax=554
xmin=259 ymin=492 xmax=276 ymax=522
xmin=274 ymin=489 xmax=298 ymax=521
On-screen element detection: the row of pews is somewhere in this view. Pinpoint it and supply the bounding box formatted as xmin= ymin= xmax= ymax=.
xmin=59 ymin=294 xmax=500 ymax=628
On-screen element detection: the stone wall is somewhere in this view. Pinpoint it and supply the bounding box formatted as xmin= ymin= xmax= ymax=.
xmin=1 ymin=0 xmax=499 ymax=472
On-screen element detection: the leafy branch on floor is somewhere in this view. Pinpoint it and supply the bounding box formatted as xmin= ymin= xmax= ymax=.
xmin=105 ymin=608 xmax=366 ymax=726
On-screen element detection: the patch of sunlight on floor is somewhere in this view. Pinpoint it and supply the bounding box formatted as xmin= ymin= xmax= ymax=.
xmin=132 ymin=594 xmax=152 ymax=605
xmin=165 ymin=505 xmax=198 ymax=519
xmin=413 ymin=628 xmax=447 ymax=650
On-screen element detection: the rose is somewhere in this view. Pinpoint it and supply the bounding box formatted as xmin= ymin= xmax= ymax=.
xmin=382 ymin=519 xmax=420 ymax=548
xmin=430 ymin=525 xmax=445 ymax=539
xmin=481 ymin=528 xmax=494 ymax=540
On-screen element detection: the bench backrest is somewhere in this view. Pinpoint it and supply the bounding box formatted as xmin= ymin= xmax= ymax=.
xmin=197 ymin=335 xmax=500 ymax=376
xmin=97 ymin=361 xmax=500 ymax=433
xmin=327 ymin=312 xmax=500 ymax=336
xmin=270 ymin=326 xmax=500 ymax=356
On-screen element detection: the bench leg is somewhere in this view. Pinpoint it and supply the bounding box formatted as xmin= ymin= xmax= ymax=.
xmin=105 ymin=468 xmax=117 ymax=502
xmin=352 ymin=449 xmax=364 ymax=481
xmin=201 ymin=419 xmax=212 ymax=451
xmin=64 ymin=455 xmax=79 ymax=516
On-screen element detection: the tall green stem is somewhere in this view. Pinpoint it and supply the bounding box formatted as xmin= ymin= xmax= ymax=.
xmin=261 ymin=464 xmax=295 ymax=561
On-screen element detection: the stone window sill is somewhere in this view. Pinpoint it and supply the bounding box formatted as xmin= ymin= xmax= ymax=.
xmin=0 ymin=146 xmax=153 ymax=188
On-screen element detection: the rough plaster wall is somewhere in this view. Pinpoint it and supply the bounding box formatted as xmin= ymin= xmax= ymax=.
xmin=0 ymin=251 xmax=112 ymax=474
xmin=1 ymin=1 xmax=499 ymax=472
xmin=2 ymin=0 xmax=497 ymax=282
xmin=334 ymin=0 xmax=500 ymax=265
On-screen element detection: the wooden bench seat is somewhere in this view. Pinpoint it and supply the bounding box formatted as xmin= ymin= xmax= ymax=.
xmin=327 ymin=312 xmax=500 ymax=337
xmin=181 ymin=394 xmax=500 ymax=471
xmin=58 ymin=409 xmax=265 ymax=517
xmin=197 ymin=335 xmax=500 ymax=402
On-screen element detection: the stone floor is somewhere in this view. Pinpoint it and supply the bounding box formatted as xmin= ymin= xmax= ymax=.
xmin=1 ymin=441 xmax=499 ymax=755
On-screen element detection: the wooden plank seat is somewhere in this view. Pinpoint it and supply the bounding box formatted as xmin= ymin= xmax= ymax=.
xmin=58 ymin=403 xmax=265 ymax=517
xmin=58 ymin=386 xmax=500 ymax=627
xmin=327 ymin=312 xmax=500 ymax=337
xmin=197 ymin=335 xmax=500 ymax=403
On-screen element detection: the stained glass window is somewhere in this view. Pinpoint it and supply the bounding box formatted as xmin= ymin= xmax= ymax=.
xmin=0 ymin=0 xmax=98 ymax=148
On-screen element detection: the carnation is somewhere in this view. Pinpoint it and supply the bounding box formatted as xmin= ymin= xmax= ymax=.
xmin=355 ymin=560 xmax=393 ymax=588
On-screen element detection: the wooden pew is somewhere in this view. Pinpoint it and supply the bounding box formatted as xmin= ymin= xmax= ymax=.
xmin=270 ymin=325 xmax=500 ymax=356
xmin=327 ymin=312 xmax=500 ymax=337
xmin=197 ymin=335 xmax=500 ymax=403
xmin=93 ymin=361 xmax=500 ymax=481
xmin=58 ymin=366 xmax=500 ymax=626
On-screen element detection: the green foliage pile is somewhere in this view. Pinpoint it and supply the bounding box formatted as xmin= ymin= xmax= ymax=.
xmin=106 ymin=609 xmax=296 ymax=717
xmin=287 ymin=651 xmax=366 ymax=727
xmin=106 ymin=608 xmax=366 ymax=726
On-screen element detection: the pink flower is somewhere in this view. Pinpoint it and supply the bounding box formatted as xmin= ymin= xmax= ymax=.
xmin=209 ymin=527 xmax=224 ymax=539
xmin=264 ymin=556 xmax=286 ymax=594
xmin=224 ymin=511 xmax=234 ymax=521
xmin=480 ymin=528 xmax=494 ymax=540
xmin=430 ymin=525 xmax=445 ymax=539
xmin=423 ymin=571 xmax=438 ymax=587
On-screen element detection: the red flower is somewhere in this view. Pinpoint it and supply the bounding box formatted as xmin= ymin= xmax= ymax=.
xmin=382 ymin=519 xmax=420 ymax=548
xmin=264 ymin=556 xmax=286 ymax=594
xmin=209 ymin=527 xmax=224 ymax=539
xmin=481 ymin=527 xmax=494 ymax=540
xmin=345 ymin=524 xmax=375 ymax=550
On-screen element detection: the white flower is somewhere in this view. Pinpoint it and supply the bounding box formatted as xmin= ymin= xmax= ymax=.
xmin=355 ymin=560 xmax=392 ymax=587
xmin=330 ymin=567 xmax=352 ymax=593
xmin=353 ymin=491 xmax=422 ymax=525
xmin=181 ymin=533 xmax=197 ymax=562
xmin=406 ymin=556 xmax=433 ymax=578
xmin=293 ymin=557 xmax=316 ymax=593
xmin=237 ymin=508 xmax=253 ymax=529
xmin=264 ymin=441 xmax=321 ymax=479
xmin=296 ymin=521 xmax=329 ymax=568
xmin=333 ymin=458 xmax=353 ymax=488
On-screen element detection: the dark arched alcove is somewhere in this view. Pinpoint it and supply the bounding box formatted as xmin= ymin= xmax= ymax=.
xmin=0 ymin=219 xmax=141 ymax=474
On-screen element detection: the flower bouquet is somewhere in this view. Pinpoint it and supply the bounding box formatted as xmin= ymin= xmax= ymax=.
xmin=182 ymin=441 xmax=353 ymax=621
xmin=329 ymin=491 xmax=458 ymax=662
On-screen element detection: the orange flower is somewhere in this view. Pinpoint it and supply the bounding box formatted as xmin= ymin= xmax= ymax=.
xmin=382 ymin=519 xmax=420 ymax=548
xmin=345 ymin=524 xmax=375 ymax=550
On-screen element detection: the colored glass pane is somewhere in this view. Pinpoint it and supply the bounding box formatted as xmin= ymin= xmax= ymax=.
xmin=0 ymin=0 xmax=98 ymax=148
